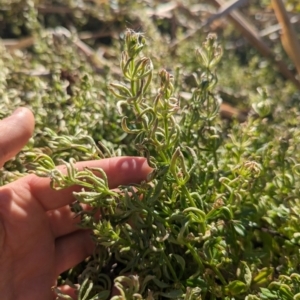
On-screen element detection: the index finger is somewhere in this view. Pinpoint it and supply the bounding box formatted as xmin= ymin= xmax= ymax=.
xmin=26 ymin=156 xmax=152 ymax=210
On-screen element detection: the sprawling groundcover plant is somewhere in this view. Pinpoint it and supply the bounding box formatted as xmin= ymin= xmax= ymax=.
xmin=5 ymin=29 xmax=300 ymax=299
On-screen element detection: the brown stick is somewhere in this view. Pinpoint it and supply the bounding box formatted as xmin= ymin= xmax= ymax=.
xmin=272 ymin=0 xmax=300 ymax=75
xmin=1 ymin=37 xmax=34 ymax=51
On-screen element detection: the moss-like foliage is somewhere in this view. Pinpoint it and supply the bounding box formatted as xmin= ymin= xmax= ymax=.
xmin=1 ymin=1 xmax=300 ymax=299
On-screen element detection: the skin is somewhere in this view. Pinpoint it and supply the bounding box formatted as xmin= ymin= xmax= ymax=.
xmin=0 ymin=108 xmax=152 ymax=300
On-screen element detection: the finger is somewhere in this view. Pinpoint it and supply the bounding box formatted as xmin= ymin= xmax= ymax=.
xmin=0 ymin=107 xmax=35 ymax=167
xmin=47 ymin=206 xmax=81 ymax=238
xmin=54 ymin=230 xmax=94 ymax=276
xmin=28 ymin=156 xmax=152 ymax=211
xmin=48 ymin=203 xmax=96 ymax=238
xmin=55 ymin=285 xmax=78 ymax=300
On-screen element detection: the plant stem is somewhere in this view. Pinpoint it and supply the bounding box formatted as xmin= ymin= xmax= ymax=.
xmin=211 ymin=264 xmax=227 ymax=286
xmin=162 ymin=251 xmax=178 ymax=281
xmin=186 ymin=243 xmax=204 ymax=272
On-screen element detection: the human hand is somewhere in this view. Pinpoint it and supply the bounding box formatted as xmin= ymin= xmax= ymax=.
xmin=0 ymin=108 xmax=151 ymax=300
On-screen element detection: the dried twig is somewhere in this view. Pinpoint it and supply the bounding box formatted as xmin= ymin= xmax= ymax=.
xmin=260 ymin=16 xmax=300 ymax=37
xmin=202 ymin=0 xmax=248 ymax=27
xmin=1 ymin=37 xmax=34 ymax=51
xmin=272 ymin=0 xmax=300 ymax=75
xmin=209 ymin=0 xmax=300 ymax=90
xmin=170 ymin=0 xmax=248 ymax=48
xmin=78 ymin=30 xmax=117 ymax=41
xmin=37 ymin=5 xmax=74 ymax=14
xmin=146 ymin=1 xmax=178 ymax=18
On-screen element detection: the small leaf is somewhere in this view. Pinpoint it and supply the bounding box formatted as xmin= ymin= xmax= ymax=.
xmin=240 ymin=261 xmax=252 ymax=287
xmin=206 ymin=206 xmax=233 ymax=221
xmin=225 ymin=280 xmax=247 ymax=295
xmin=152 ymin=278 xmax=171 ymax=289
xmin=245 ymin=295 xmax=260 ymax=300
xmin=260 ymin=288 xmax=278 ymax=299
xmin=121 ymin=117 xmax=142 ymax=134
xmin=170 ymin=253 xmax=186 ymax=276
xmin=186 ymin=277 xmax=208 ymax=290
xmin=293 ymin=293 xmax=300 ymax=300
xmin=233 ymin=222 xmax=246 ymax=237
xmin=158 ymin=289 xmax=184 ymax=298
xmin=291 ymin=273 xmax=300 ymax=283
xmin=253 ymin=268 xmax=274 ymax=286
xmin=89 ymin=291 xmax=110 ymax=300
xmin=269 ymin=283 xmax=293 ymax=300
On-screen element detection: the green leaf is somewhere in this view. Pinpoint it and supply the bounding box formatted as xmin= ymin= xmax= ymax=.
xmin=183 ymin=207 xmax=206 ymax=223
xmin=240 ymin=261 xmax=252 ymax=287
xmin=233 ymin=222 xmax=246 ymax=236
xmin=152 ymin=278 xmax=171 ymax=289
xmin=269 ymin=283 xmax=293 ymax=300
xmin=140 ymin=275 xmax=156 ymax=294
xmin=170 ymin=253 xmax=186 ymax=274
xmin=253 ymin=268 xmax=274 ymax=286
xmin=89 ymin=291 xmax=110 ymax=300
xmin=293 ymin=293 xmax=300 ymax=300
xmin=245 ymin=295 xmax=260 ymax=300
xmin=186 ymin=277 xmax=208 ymax=290
xmin=291 ymin=273 xmax=300 ymax=283
xmin=260 ymin=287 xmax=278 ymax=299
xmin=158 ymin=289 xmax=184 ymax=298
xmin=206 ymin=206 xmax=233 ymax=221
xmin=225 ymin=280 xmax=247 ymax=295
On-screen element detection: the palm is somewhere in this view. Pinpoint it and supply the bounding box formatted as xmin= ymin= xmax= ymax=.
xmin=1 ymin=178 xmax=58 ymax=299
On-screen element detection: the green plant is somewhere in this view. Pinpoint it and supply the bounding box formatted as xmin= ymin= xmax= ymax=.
xmin=20 ymin=28 xmax=300 ymax=300
xmin=2 ymin=1 xmax=300 ymax=298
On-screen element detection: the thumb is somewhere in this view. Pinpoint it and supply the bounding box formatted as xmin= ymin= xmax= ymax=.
xmin=0 ymin=107 xmax=35 ymax=168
